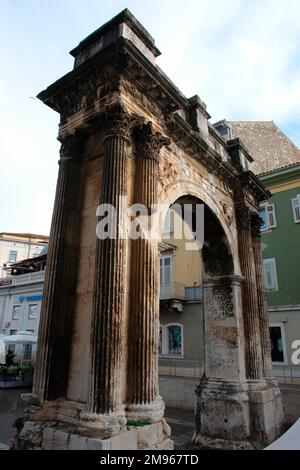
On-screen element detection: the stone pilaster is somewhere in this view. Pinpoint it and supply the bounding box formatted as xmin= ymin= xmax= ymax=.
xmin=126 ymin=122 xmax=170 ymax=422
xmin=236 ymin=206 xmax=264 ymax=381
xmin=86 ymin=105 xmax=132 ymax=432
xmin=251 ymin=214 xmax=273 ymax=379
xmin=33 ymin=134 xmax=83 ymax=402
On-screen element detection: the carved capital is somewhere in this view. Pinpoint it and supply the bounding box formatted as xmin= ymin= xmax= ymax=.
xmin=251 ymin=213 xmax=263 ymax=239
xmin=135 ymin=122 xmax=170 ymax=162
xmin=235 ymin=206 xmax=252 ymax=231
xmin=103 ymin=103 xmax=134 ymax=142
xmin=59 ymin=133 xmax=84 ymax=161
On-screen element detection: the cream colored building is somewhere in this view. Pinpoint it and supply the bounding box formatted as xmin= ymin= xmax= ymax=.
xmin=0 ymin=232 xmax=48 ymax=278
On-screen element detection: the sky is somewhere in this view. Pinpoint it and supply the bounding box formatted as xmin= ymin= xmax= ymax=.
xmin=1 ymin=0 xmax=300 ymax=236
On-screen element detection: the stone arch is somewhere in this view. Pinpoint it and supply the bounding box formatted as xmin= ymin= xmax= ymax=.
xmin=158 ymin=180 xmax=240 ymax=275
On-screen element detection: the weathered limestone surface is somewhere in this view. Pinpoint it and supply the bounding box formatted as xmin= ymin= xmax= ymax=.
xmin=12 ymin=9 xmax=285 ymax=450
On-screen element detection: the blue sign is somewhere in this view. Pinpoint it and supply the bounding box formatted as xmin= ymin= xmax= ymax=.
xmin=19 ymin=295 xmax=43 ymax=303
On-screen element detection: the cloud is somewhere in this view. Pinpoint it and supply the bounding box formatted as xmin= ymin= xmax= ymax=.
xmin=157 ymin=0 xmax=300 ymax=130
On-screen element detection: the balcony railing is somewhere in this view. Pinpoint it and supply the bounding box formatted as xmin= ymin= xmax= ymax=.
xmin=0 ymin=270 xmax=45 ymax=288
xmin=160 ymin=282 xmax=185 ymax=300
xmin=160 ymin=283 xmax=203 ymax=301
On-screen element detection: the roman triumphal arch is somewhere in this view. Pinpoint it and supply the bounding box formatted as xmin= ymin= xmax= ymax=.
xmin=13 ymin=9 xmax=285 ymax=450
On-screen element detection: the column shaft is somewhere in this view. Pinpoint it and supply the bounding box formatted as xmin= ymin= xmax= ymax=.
xmin=129 ymin=156 xmax=159 ymax=405
xmin=127 ymin=122 xmax=170 ymax=419
xmin=252 ymin=225 xmax=273 ymax=378
xmin=238 ymin=210 xmax=264 ymax=380
xmin=90 ymin=133 xmax=129 ymax=414
xmin=33 ymin=136 xmax=82 ymax=401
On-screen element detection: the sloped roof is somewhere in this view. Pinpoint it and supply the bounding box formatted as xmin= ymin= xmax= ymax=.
xmin=228 ymin=121 xmax=300 ymax=175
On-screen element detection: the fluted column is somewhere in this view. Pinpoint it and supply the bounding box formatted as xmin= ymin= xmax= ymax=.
xmin=88 ymin=106 xmax=132 ymax=423
xmin=237 ymin=207 xmax=264 ymax=381
xmin=33 ymin=134 xmax=83 ymax=401
xmin=127 ymin=122 xmax=170 ymax=422
xmin=251 ymin=214 xmax=273 ymax=379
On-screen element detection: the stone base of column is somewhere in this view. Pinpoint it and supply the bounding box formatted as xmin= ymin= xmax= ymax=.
xmin=126 ymin=395 xmax=165 ymax=423
xmin=193 ymin=378 xmax=285 ymax=450
xmin=247 ymin=381 xmax=285 ymax=445
xmin=12 ymin=419 xmax=173 ymax=451
xmin=11 ymin=394 xmax=173 ymax=450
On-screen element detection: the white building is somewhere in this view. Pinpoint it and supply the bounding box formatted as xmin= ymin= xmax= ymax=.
xmin=0 ymin=252 xmax=46 ymax=362
xmin=0 ymin=232 xmax=48 ymax=279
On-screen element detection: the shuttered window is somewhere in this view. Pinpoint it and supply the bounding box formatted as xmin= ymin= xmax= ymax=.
xmin=291 ymin=195 xmax=300 ymax=223
xmin=263 ymin=258 xmax=278 ymax=290
xmin=260 ymin=203 xmax=277 ymax=231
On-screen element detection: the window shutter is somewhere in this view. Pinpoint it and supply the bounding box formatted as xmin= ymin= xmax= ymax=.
xmin=292 ymin=195 xmax=300 ymax=223
xmin=267 ymin=204 xmax=277 ymax=228
xmin=263 ymin=259 xmax=278 ymax=290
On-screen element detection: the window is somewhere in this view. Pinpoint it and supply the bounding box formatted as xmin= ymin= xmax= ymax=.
xmin=23 ymin=344 xmax=32 ymax=360
xmin=160 ymin=256 xmax=172 ymax=285
xmin=263 ymin=258 xmax=278 ymax=291
xmin=10 ymin=330 xmax=17 ymax=335
xmin=260 ymin=203 xmax=277 ymax=231
xmin=159 ymin=323 xmax=183 ymax=356
xmin=168 ymin=325 xmax=182 ymax=355
xmin=8 ymin=251 xmax=17 ymax=263
xmin=291 ymin=195 xmax=300 ymax=223
xmin=269 ymin=324 xmax=287 ymax=364
xmin=12 ymin=306 xmax=21 ymax=320
xmin=162 ymin=209 xmax=171 ymax=235
xmin=185 ymin=286 xmax=203 ymax=301
xmin=28 ymin=304 xmax=37 ymax=319
xmin=8 ymin=344 xmax=15 ymax=353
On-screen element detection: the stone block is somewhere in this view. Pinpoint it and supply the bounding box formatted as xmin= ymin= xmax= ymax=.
xmin=87 ymin=437 xmax=111 ymax=450
xmin=53 ymin=429 xmax=69 ymax=450
xmin=163 ymin=438 xmax=174 ymax=450
xmin=136 ymin=423 xmax=159 ymax=449
xmin=68 ymin=434 xmax=88 ymax=450
xmin=42 ymin=427 xmax=55 ymax=450
xmin=110 ymin=429 xmax=137 ymax=450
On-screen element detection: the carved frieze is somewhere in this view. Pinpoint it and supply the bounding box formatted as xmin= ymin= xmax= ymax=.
xmin=120 ymin=77 xmax=164 ymax=121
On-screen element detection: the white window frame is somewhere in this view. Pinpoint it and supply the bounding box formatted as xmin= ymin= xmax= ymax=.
xmin=269 ymin=323 xmax=288 ymax=365
xmin=263 ymin=258 xmax=278 ymax=291
xmin=162 ymin=209 xmax=171 ymax=235
xmin=291 ymin=194 xmax=300 ymax=223
xmin=28 ymin=304 xmax=38 ymax=320
xmin=160 ymin=255 xmax=173 ymax=286
xmin=159 ymin=323 xmax=184 ymax=358
xmin=260 ymin=202 xmax=277 ymax=231
xmin=12 ymin=305 xmax=21 ymax=320
xmin=8 ymin=250 xmax=17 ymax=263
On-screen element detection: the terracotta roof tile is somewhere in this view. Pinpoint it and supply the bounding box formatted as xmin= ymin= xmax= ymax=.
xmin=228 ymin=121 xmax=300 ymax=175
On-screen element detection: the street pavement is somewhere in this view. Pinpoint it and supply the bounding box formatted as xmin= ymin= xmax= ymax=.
xmin=0 ymin=386 xmax=30 ymax=448
xmin=0 ymin=388 xmax=196 ymax=450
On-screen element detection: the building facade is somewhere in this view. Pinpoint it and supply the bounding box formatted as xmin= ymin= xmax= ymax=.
xmin=159 ymin=209 xmax=204 ymax=410
xmin=0 ymin=233 xmax=48 ymax=279
xmin=259 ymin=163 xmax=300 ymax=383
xmin=0 ymin=254 xmax=46 ymax=362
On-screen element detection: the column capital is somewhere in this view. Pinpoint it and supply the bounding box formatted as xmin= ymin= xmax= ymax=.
xmin=135 ymin=122 xmax=170 ymax=162
xmin=235 ymin=205 xmax=252 ymax=231
xmin=103 ymin=103 xmax=134 ymax=142
xmin=59 ymin=133 xmax=84 ymax=161
xmin=251 ymin=213 xmax=263 ymax=239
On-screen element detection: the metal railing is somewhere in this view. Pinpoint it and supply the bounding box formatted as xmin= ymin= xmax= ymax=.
xmin=273 ymin=365 xmax=300 ymax=385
